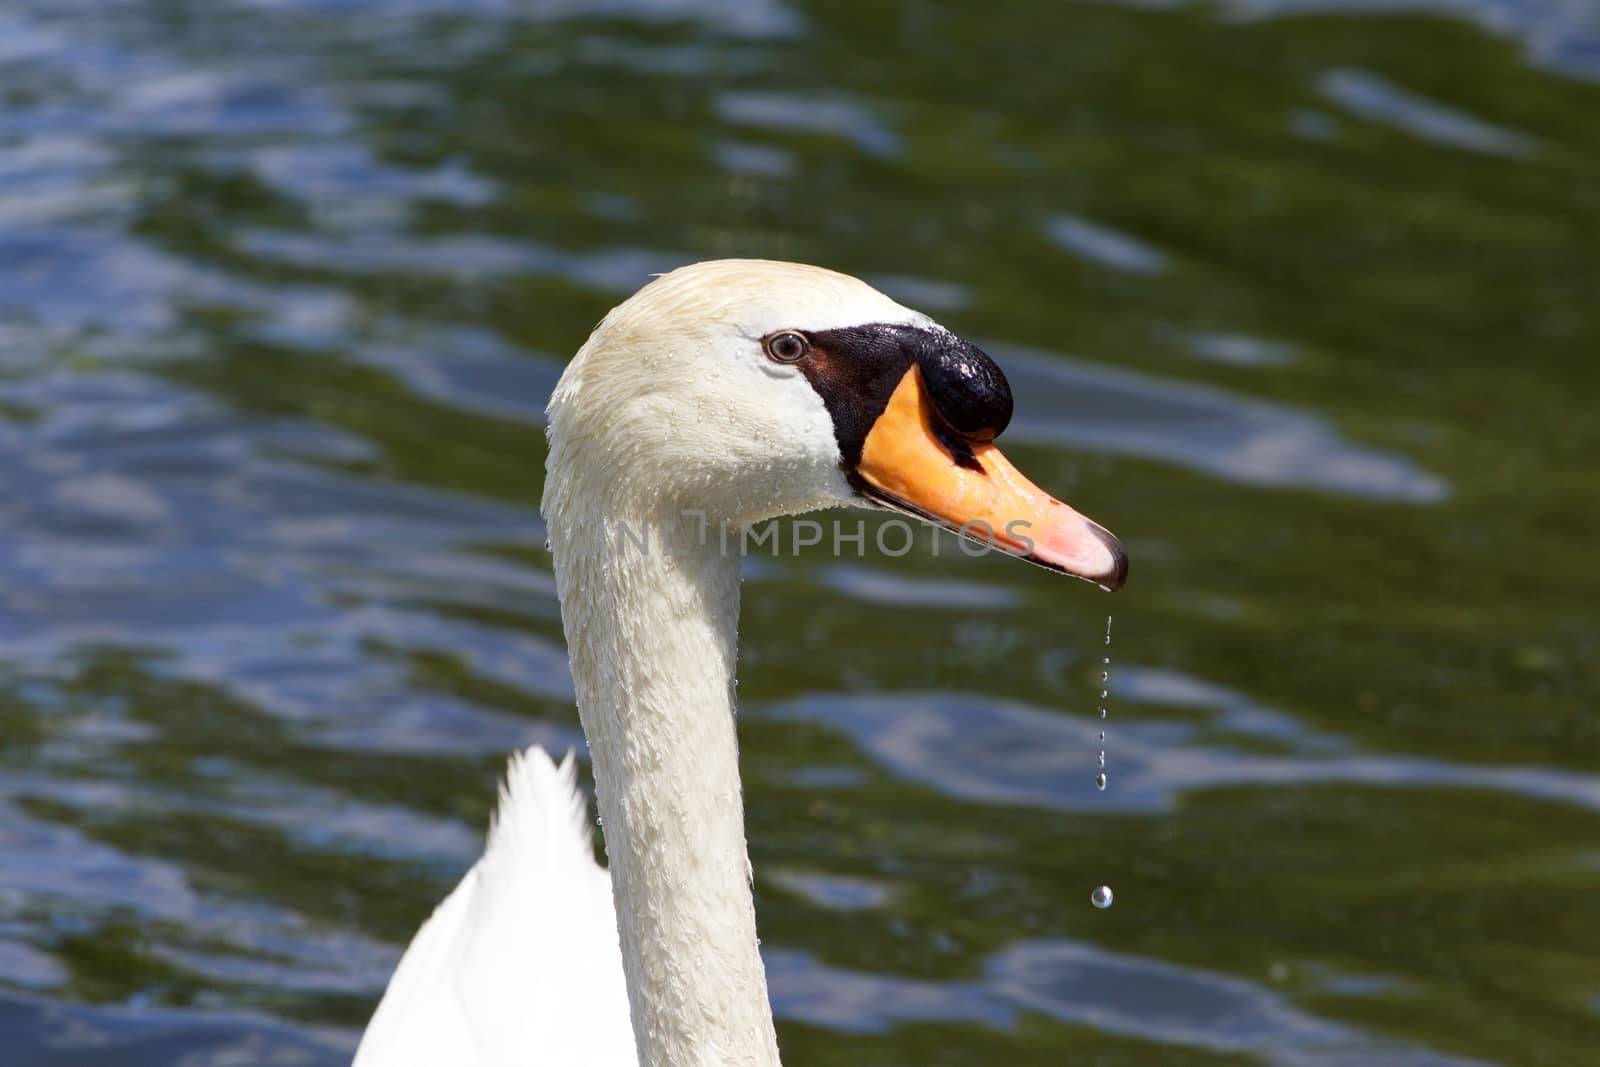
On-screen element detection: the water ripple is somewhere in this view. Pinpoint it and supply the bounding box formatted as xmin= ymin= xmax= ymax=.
xmin=998 ymin=346 xmax=1450 ymax=502
xmin=768 ymin=940 xmax=1497 ymax=1066
xmin=0 ymin=989 xmax=351 ymax=1067
xmin=1319 ymin=68 xmax=1538 ymax=156
xmin=775 ymin=681 xmax=1600 ymax=815
xmin=1046 ymin=215 xmax=1169 ymax=276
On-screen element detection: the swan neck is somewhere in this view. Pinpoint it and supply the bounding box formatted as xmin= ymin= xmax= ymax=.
xmin=551 ymin=507 xmax=779 ymax=1067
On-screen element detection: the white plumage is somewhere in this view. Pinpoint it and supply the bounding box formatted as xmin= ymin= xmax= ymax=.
xmin=354 ymin=750 xmax=635 ymax=1067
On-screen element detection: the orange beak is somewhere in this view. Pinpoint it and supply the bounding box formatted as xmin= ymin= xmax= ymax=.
xmin=856 ymin=366 xmax=1127 ymax=590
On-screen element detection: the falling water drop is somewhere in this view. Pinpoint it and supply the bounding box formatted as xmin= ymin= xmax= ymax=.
xmin=1092 ymin=615 xmax=1115 ymax=905
xmin=1096 ymin=624 xmax=1110 ymax=776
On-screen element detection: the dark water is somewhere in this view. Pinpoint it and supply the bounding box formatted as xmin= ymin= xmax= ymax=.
xmin=2 ymin=1 xmax=1598 ymax=1064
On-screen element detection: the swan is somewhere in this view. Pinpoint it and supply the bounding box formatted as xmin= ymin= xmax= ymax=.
xmin=352 ymin=259 xmax=1127 ymax=1067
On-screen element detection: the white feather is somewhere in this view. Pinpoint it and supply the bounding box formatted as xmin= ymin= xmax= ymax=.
xmin=353 ymin=749 xmax=636 ymax=1067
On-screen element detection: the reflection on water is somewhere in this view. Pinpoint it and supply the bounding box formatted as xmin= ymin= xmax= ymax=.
xmin=1047 ymin=214 xmax=1170 ymax=276
xmin=2 ymin=0 xmax=1598 ymax=1064
xmin=773 ymin=940 xmax=1497 ymax=1066
xmin=1317 ymin=68 xmax=1538 ymax=156
xmin=1227 ymin=0 xmax=1600 ymax=80
xmin=997 ymin=347 xmax=1450 ymax=502
xmin=776 ymin=683 xmax=1600 ymax=814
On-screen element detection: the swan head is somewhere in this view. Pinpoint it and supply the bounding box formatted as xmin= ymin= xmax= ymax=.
xmin=545 ymin=259 xmax=1126 ymax=590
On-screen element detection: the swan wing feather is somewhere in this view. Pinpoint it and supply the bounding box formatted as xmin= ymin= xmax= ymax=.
xmin=354 ymin=747 xmax=637 ymax=1067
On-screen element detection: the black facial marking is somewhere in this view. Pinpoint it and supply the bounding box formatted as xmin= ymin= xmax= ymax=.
xmin=794 ymin=325 xmax=914 ymax=468
xmin=796 ymin=323 xmax=1013 ymax=470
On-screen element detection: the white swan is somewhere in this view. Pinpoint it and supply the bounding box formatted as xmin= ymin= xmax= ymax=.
xmin=352 ymin=259 xmax=1126 ymax=1067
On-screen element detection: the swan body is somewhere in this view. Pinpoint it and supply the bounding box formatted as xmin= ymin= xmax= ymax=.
xmin=355 ymin=750 xmax=634 ymax=1067
xmin=354 ymin=260 xmax=1125 ymax=1067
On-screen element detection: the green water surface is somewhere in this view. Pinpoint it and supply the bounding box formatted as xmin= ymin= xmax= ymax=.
xmin=0 ymin=1 xmax=1596 ymax=1065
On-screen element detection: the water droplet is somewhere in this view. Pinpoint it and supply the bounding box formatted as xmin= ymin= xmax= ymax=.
xmin=1091 ymin=884 xmax=1114 ymax=909
xmin=1099 ymin=707 xmax=1107 ymax=720
xmin=543 ymin=539 xmax=552 ymax=552
xmin=1097 ymin=751 xmax=1105 ymax=768
xmin=1098 ymin=731 xmax=1105 ymax=742
xmin=1095 ymin=772 xmax=1107 ymax=790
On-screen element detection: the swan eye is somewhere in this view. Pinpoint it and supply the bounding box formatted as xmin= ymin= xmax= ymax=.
xmin=763 ymin=331 xmax=809 ymax=363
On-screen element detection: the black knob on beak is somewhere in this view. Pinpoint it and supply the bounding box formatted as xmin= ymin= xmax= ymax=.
xmin=912 ymin=332 xmax=1013 ymax=443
